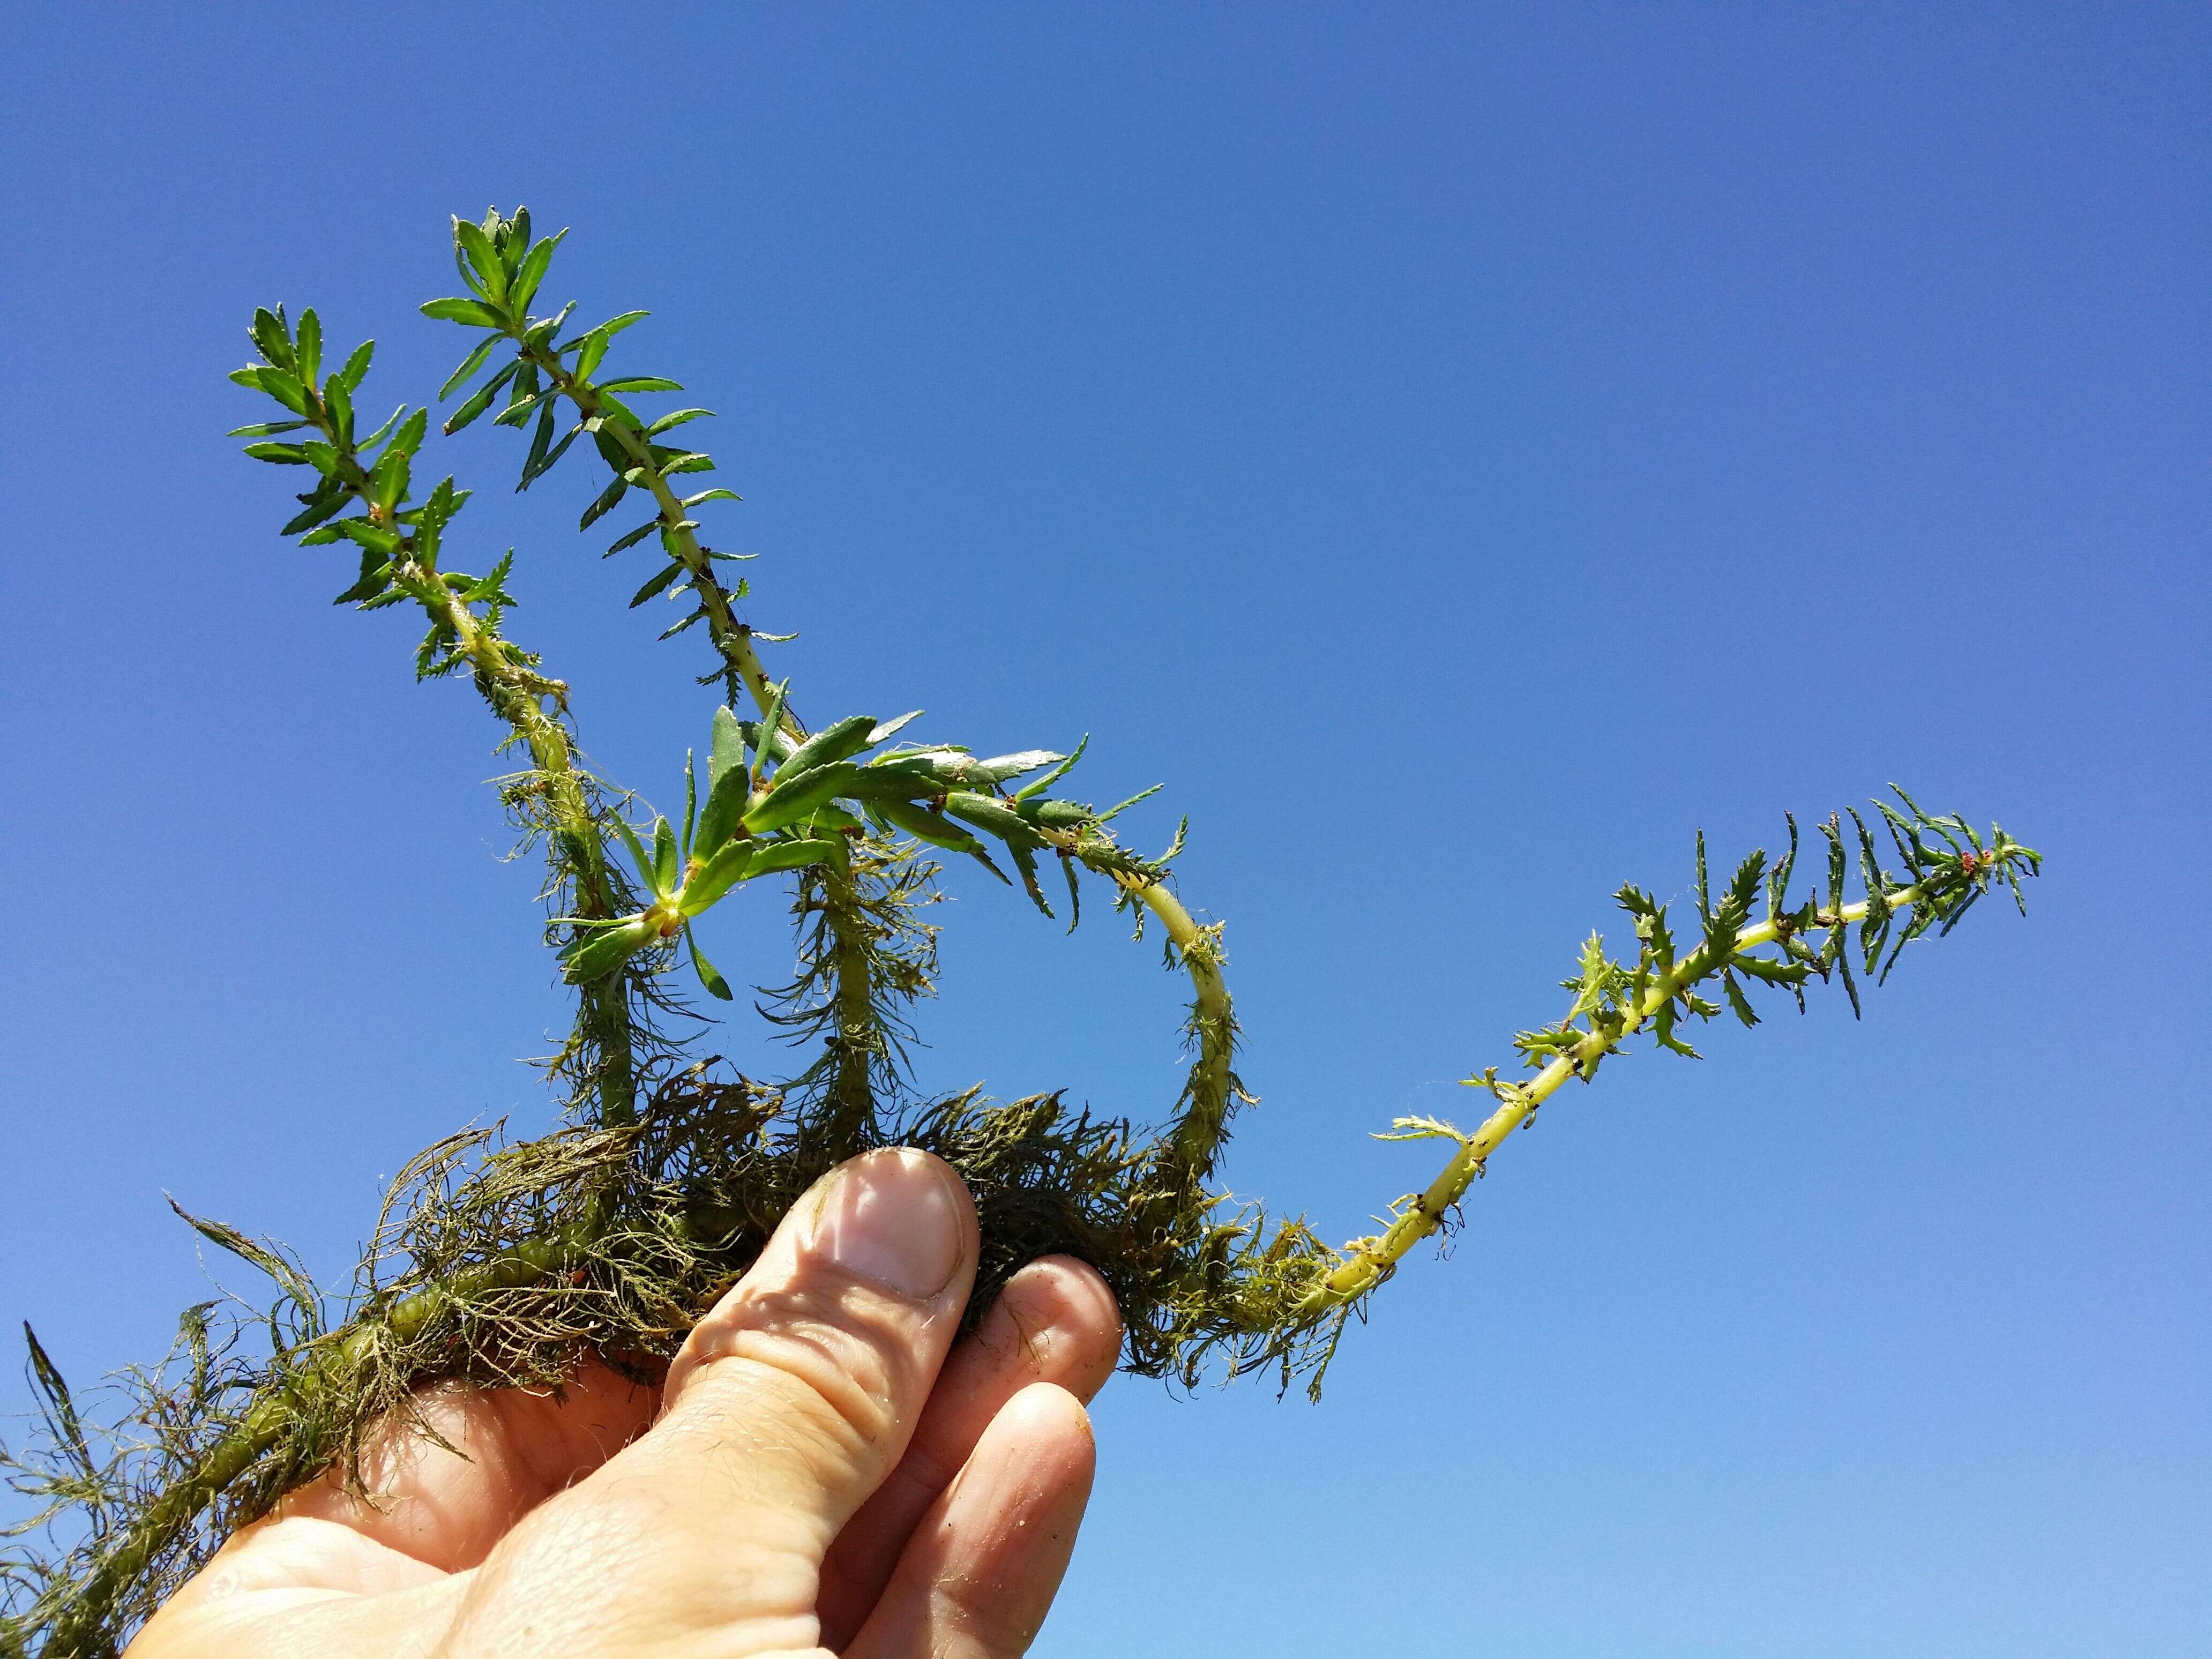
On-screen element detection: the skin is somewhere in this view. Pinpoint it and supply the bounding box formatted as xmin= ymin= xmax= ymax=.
xmin=129 ymin=1149 xmax=1123 ymax=1659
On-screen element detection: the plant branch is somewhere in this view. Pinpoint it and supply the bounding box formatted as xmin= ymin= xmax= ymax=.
xmin=1300 ymin=878 xmax=1942 ymax=1315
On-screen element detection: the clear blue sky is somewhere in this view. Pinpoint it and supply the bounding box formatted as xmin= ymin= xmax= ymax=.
xmin=2 ymin=6 xmax=2206 ymax=1654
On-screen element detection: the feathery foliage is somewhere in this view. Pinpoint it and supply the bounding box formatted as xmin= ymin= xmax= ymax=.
xmin=1 ymin=208 xmax=2042 ymax=1657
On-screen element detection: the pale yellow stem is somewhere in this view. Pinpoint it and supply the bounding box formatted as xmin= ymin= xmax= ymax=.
xmin=1297 ymin=883 xmax=1926 ymax=1312
xmin=1132 ymin=880 xmax=1238 ymax=1180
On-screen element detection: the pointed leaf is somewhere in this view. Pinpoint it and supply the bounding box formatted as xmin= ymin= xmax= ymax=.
xmin=610 ymin=811 xmax=657 ymax=892
xmin=708 ymin=706 xmax=747 ymax=793
xmin=333 ymin=339 xmax=375 ymax=392
xmin=510 ymin=227 xmax=565 ymax=312
xmin=629 ymin=561 xmax=686 ymax=608
xmin=439 ymin=335 xmax=502 ymax=401
xmin=685 ymin=923 xmax=733 ymax=999
xmin=421 ymin=296 xmax=506 ymax=328
xmin=1015 ymin=734 xmax=1088 ymax=799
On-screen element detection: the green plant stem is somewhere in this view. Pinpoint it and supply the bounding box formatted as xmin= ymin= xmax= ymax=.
xmin=513 ymin=340 xmax=780 ymax=716
xmin=305 ymin=398 xmax=638 ymax=1126
xmin=1129 ymin=880 xmax=1238 ymax=1186
xmin=816 ymin=853 xmax=882 ymax=1150
xmin=1293 ymin=883 xmax=1929 ymax=1314
xmin=407 ymin=562 xmax=638 ymax=1127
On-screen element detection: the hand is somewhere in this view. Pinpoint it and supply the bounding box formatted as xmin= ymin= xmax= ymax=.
xmin=131 ymin=1149 xmax=1121 ymax=1658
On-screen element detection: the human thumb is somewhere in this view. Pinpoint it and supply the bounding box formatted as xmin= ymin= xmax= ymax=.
xmin=438 ymin=1148 xmax=978 ymax=1657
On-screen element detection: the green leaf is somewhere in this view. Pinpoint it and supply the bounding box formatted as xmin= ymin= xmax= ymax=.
xmin=611 ymin=812 xmax=659 ymax=894
xmin=1721 ymin=970 xmax=1760 ymax=1028
xmin=604 ymin=517 xmax=659 ymax=555
xmin=742 ymin=764 xmax=861 ymax=835
xmin=590 ymin=423 xmax=632 ymax=468
xmin=21 ymin=1322 xmax=93 ymax=1478
xmin=1059 ymin=850 xmax=1082 ymax=931
xmin=559 ymin=310 xmax=648 ymax=352
xmin=227 ymin=418 xmax=310 ymax=437
xmin=599 ymin=376 xmax=682 ymax=393
xmin=250 ymin=307 xmax=294 ymax=371
xmin=874 ymin=796 xmax=999 ymax=861
xmin=942 ymin=791 xmax=1047 ymax=849
xmin=660 ymin=608 xmax=708 ymax=640
xmin=580 ymin=474 xmax=628 ymax=530
xmin=439 ymin=336 xmax=502 ymax=401
xmin=493 ymin=387 xmax=557 ymax=430
xmin=659 ymin=451 xmax=715 ymax=476
xmin=242 ymin=442 xmax=310 ymax=465
xmin=751 ymin=681 xmax=790 ymax=772
xmin=979 ymin=750 xmax=1064 ymax=785
xmin=694 ymin=760 xmax=754 ymax=860
xmin=509 ymin=227 xmax=565 ymax=313
xmin=333 ymin=517 xmax=400 ymax=555
xmin=645 ymin=407 xmax=713 ymax=436
xmin=295 ymin=309 xmax=322 ymax=387
xmin=777 ymin=714 xmax=879 ymax=781
xmin=653 ymin=814 xmax=679 ymax=895
xmin=685 ymin=923 xmax=733 ymax=1000
xmin=332 ymin=339 xmax=375 ymax=392
xmin=282 ymin=483 xmax=350 ymax=536
xmin=370 ymin=451 xmax=409 ymax=512
xmin=1694 ymin=830 xmax=1714 ymax=933
xmin=522 ymin=423 xmax=582 ymax=489
xmin=574 ymin=327 xmax=610 ymax=384
xmin=629 ymin=562 xmax=686 ymax=608
xmin=384 ymin=407 xmax=430 ymax=461
xmin=420 ymin=296 xmax=506 ymax=328
xmin=166 ymin=1197 xmax=320 ymax=1316
xmin=1014 ymin=798 xmax=1097 ymax=833
xmin=452 ymin=217 xmax=507 ymax=302
xmin=332 ymin=551 xmax=394 ymax=605
xmin=1732 ymin=953 xmax=1810 ymax=988
xmin=524 ymin=301 xmax=576 ymax=349
xmin=868 ymin=711 xmax=924 ymax=745
xmin=682 ymin=750 xmax=698 ymax=862
xmin=521 ymin=402 xmax=556 ymax=481
xmin=356 ymin=404 xmax=405 ymax=450
xmin=560 ymin=917 xmax=655 ymax=983
xmin=324 ymin=373 xmax=354 ymax=442
xmin=709 ymin=707 xmax=748 ymax=793
xmin=1708 ymin=849 xmax=1764 ymax=953
xmin=1015 ymin=734 xmax=1088 ymax=800
xmin=1651 ymin=1000 xmax=1702 ymax=1059
xmin=682 ymin=487 xmax=740 ymax=507
xmin=677 ymin=838 xmax=755 ymax=913
xmin=746 ymin=837 xmax=838 ymax=876
xmin=1006 ymin=840 xmax=1054 ymax=917
xmin=255 ymin=368 xmax=311 ymax=417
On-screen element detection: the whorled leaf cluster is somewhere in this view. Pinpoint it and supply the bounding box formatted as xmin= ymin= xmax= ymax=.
xmin=1 ymin=208 xmax=2041 ymax=1658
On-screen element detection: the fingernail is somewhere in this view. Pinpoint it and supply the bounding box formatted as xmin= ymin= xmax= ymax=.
xmin=805 ymin=1149 xmax=966 ymax=1301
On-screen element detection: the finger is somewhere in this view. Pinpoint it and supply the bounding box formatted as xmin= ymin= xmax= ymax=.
xmin=819 ymin=1256 xmax=1120 ymax=1648
xmin=267 ymin=1358 xmax=661 ymax=1574
xmin=843 ymin=1382 xmax=1097 ymax=1659
xmin=439 ymin=1148 xmax=977 ymax=1656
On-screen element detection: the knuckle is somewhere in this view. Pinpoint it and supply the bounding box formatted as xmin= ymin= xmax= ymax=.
xmin=671 ymin=1307 xmax=916 ymax=1485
